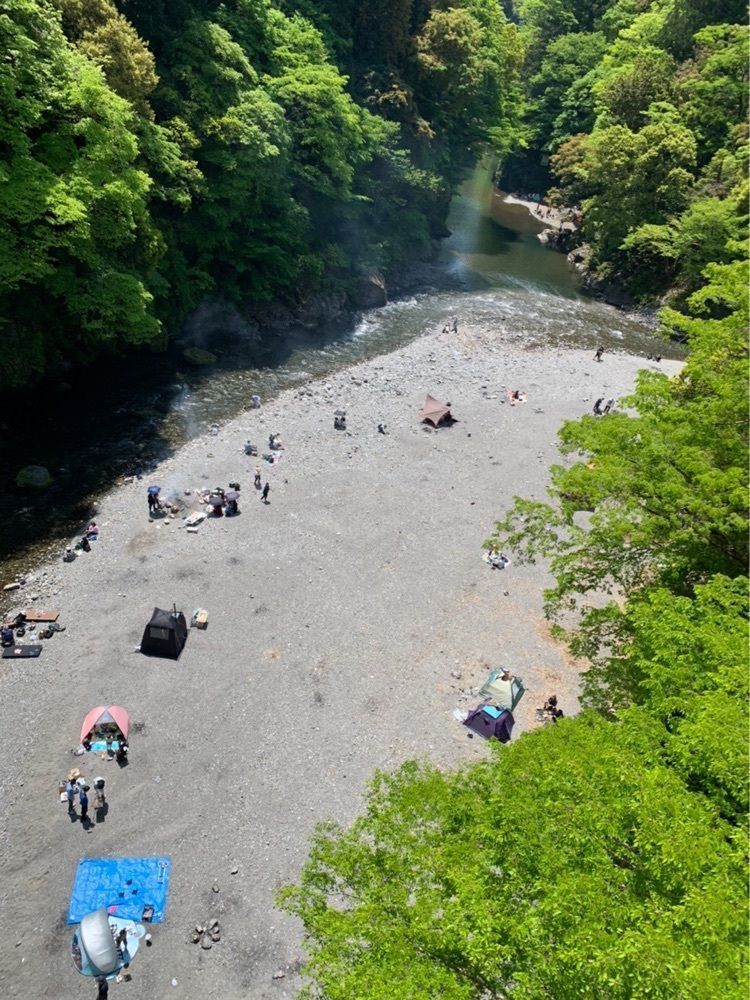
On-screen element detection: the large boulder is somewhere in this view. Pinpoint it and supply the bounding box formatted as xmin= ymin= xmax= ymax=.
xmin=16 ymin=465 xmax=53 ymax=489
xmin=182 ymin=347 xmax=217 ymax=366
xmin=349 ymin=270 xmax=387 ymax=309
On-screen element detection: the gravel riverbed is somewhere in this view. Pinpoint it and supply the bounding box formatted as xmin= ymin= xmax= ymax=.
xmin=0 ymin=320 xmax=680 ymax=999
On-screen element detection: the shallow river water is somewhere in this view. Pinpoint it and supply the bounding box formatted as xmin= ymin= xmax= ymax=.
xmin=0 ymin=166 xmax=676 ymax=580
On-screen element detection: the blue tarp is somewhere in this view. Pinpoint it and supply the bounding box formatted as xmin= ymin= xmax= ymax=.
xmin=68 ymin=857 xmax=171 ymax=925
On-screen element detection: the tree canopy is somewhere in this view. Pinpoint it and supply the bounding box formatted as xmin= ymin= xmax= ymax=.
xmin=504 ymin=0 xmax=748 ymax=301
xmin=0 ymin=0 xmax=524 ymax=388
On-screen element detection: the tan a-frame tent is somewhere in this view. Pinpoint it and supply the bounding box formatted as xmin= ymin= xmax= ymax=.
xmin=418 ymin=395 xmax=452 ymax=426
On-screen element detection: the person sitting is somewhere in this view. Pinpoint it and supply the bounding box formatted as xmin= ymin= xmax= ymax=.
xmin=80 ymin=535 xmax=91 ymax=553
xmin=82 ymin=731 xmax=93 ymax=752
xmin=543 ymin=695 xmax=558 ymax=715
xmin=1 ymin=625 xmax=14 ymax=647
xmin=244 ymin=441 xmax=258 ymax=456
xmin=377 ymin=423 xmax=387 ymax=434
xmin=226 ymin=498 xmax=239 ymax=516
xmin=84 ymin=521 xmax=99 ymax=539
xmin=62 ymin=546 xmax=77 ymax=562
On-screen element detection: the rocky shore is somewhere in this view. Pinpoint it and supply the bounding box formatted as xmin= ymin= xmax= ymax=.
xmin=0 ymin=322 xmax=680 ymax=999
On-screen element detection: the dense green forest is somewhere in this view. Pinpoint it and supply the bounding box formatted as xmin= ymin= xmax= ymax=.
xmin=0 ymin=0 xmax=522 ymax=388
xmin=1 ymin=0 xmax=746 ymax=386
xmin=278 ymin=2 xmax=750 ymax=996
xmin=503 ymin=0 xmax=748 ymax=299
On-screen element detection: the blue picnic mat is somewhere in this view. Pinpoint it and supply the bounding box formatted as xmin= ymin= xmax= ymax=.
xmin=68 ymin=857 xmax=171 ymax=925
xmin=89 ymin=740 xmax=121 ymax=753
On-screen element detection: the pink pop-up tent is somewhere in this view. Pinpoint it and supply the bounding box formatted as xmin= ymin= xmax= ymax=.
xmin=80 ymin=706 xmax=130 ymax=743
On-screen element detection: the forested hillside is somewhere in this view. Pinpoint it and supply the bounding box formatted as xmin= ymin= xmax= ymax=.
xmin=2 ymin=0 xmax=746 ymax=386
xmin=503 ymin=0 xmax=748 ymax=299
xmin=0 ymin=0 xmax=522 ymax=389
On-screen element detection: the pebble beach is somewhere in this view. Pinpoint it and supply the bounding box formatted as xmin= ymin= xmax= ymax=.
xmin=0 ymin=320 xmax=681 ymax=999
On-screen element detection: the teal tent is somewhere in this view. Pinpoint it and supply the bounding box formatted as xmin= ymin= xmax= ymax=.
xmin=479 ymin=671 xmax=525 ymax=711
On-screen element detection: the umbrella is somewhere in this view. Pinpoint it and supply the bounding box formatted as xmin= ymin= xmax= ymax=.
xmin=225 ymin=490 xmax=240 ymax=501
xmin=147 ymin=485 xmax=161 ymax=495
xmin=208 ymin=494 xmax=224 ymax=506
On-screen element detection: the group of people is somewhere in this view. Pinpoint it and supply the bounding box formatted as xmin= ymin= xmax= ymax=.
xmin=65 ymin=774 xmax=108 ymax=827
xmin=206 ymin=484 xmax=241 ymax=517
xmin=542 ymin=694 xmax=564 ymax=723
xmin=81 ymin=729 xmax=129 ymax=764
xmin=593 ymin=397 xmax=614 ymax=415
xmin=62 ymin=521 xmax=99 ymax=562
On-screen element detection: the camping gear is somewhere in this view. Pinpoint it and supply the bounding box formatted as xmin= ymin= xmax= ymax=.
xmin=191 ymin=609 xmax=209 ymax=630
xmin=20 ymin=609 xmax=59 ymax=623
xmin=68 ymin=857 xmax=172 ymax=925
xmin=2 ymin=644 xmax=42 ymax=658
xmin=147 ymin=485 xmax=161 ymax=495
xmin=71 ymin=911 xmax=143 ymax=978
xmin=479 ymin=671 xmax=525 ymax=712
xmin=140 ymin=607 xmax=187 ymax=659
xmin=418 ymin=395 xmax=452 ymax=427
xmin=463 ymin=704 xmax=514 ymax=743
xmin=80 ymin=706 xmax=129 ymax=745
xmin=225 ymin=490 xmax=240 ymax=501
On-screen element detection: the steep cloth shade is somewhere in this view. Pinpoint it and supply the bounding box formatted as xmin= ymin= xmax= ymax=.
xmin=140 ymin=607 xmax=187 ymax=659
xmin=80 ymin=706 xmax=130 ymax=743
xmin=463 ymin=704 xmax=514 ymax=743
xmin=418 ymin=395 xmax=452 ymax=426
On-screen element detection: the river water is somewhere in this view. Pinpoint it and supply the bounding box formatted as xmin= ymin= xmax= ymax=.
xmin=0 ymin=166 xmax=675 ymax=582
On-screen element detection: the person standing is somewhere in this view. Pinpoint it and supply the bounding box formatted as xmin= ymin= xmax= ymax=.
xmin=66 ymin=779 xmax=77 ymax=815
xmin=603 ymin=398 xmax=614 ymax=414
xmin=79 ymin=784 xmax=90 ymax=825
xmin=452 ymin=317 xmax=458 ymax=333
xmin=93 ymin=778 xmax=106 ymax=822
xmin=593 ymin=398 xmax=604 ymax=415
xmin=96 ymin=977 xmax=109 ymax=998
xmin=254 ymin=468 xmax=262 ymax=490
xmin=261 ymin=482 xmax=270 ymax=504
xmin=593 ymin=346 xmax=604 ymax=362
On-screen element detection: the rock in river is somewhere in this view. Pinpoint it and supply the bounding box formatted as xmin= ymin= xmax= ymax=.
xmin=15 ymin=465 xmax=53 ymax=490
xmin=183 ymin=347 xmax=218 ymax=366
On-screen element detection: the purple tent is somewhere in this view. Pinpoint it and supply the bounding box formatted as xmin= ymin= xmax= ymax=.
xmin=463 ymin=704 xmax=514 ymax=743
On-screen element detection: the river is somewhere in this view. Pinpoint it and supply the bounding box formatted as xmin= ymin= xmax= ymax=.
xmin=0 ymin=166 xmax=676 ymax=585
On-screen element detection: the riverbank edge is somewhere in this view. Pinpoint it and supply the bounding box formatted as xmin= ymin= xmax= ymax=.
xmin=502 ymin=191 xmax=664 ymax=318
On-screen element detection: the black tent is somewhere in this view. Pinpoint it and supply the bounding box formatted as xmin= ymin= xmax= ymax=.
xmin=463 ymin=704 xmax=514 ymax=743
xmin=140 ymin=607 xmax=187 ymax=660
